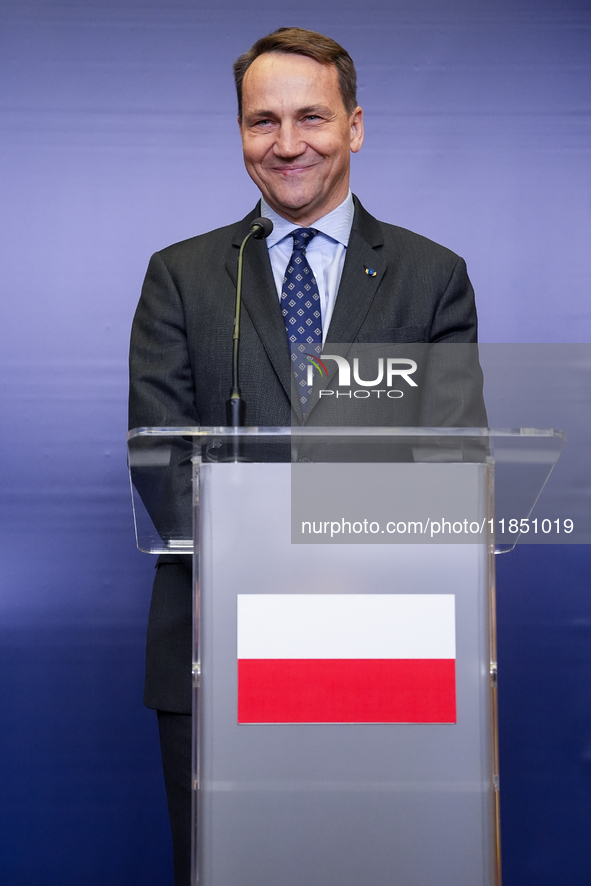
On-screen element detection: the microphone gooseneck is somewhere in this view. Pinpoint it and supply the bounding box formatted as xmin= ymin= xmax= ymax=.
xmin=226 ymin=217 xmax=274 ymax=428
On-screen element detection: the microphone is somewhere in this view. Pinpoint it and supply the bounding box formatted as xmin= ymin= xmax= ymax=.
xmin=226 ymin=217 xmax=274 ymax=428
xmin=250 ymin=217 xmax=273 ymax=240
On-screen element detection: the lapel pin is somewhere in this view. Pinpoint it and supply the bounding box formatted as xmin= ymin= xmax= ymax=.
xmin=364 ymin=265 xmax=377 ymax=277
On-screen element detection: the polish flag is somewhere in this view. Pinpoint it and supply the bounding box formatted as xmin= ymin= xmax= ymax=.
xmin=237 ymin=594 xmax=456 ymax=724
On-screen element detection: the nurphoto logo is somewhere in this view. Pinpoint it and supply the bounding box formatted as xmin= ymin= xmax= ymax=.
xmin=307 ymin=354 xmax=418 ymax=400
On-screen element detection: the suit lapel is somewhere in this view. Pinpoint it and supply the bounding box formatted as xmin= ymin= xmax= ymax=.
xmin=325 ymin=198 xmax=386 ymax=345
xmin=306 ymin=198 xmax=387 ymax=417
xmin=224 ymin=211 xmax=299 ymax=420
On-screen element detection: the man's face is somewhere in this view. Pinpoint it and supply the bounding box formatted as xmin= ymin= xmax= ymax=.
xmin=239 ymin=52 xmax=364 ymax=226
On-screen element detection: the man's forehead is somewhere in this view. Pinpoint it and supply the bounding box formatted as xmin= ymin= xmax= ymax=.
xmin=243 ymin=52 xmax=338 ymax=88
xmin=241 ymin=53 xmax=342 ymax=110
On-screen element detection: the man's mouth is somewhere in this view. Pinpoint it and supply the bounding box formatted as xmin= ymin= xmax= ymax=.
xmin=271 ymin=163 xmax=318 ymax=176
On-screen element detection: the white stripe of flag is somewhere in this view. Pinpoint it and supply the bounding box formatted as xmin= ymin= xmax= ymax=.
xmin=237 ymin=594 xmax=455 ymax=660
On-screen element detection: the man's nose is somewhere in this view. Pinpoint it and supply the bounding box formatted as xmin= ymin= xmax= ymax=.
xmin=273 ymin=122 xmax=304 ymax=158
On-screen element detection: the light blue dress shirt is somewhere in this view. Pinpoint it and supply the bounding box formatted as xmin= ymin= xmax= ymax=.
xmin=260 ymin=192 xmax=355 ymax=342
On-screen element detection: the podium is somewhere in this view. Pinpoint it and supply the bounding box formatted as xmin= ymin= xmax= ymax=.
xmin=128 ymin=426 xmax=564 ymax=886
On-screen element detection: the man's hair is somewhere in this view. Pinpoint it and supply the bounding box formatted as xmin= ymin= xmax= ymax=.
xmin=233 ymin=27 xmax=358 ymax=119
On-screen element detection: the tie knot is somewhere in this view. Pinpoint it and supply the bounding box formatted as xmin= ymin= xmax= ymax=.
xmin=291 ymin=227 xmax=318 ymax=252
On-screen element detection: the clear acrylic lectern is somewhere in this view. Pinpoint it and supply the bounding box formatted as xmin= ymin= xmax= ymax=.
xmin=128 ymin=426 xmax=565 ymax=886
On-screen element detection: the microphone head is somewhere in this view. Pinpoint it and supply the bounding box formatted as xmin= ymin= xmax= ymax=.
xmin=250 ymin=217 xmax=274 ymax=240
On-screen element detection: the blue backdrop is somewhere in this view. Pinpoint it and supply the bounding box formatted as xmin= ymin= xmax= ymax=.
xmin=1 ymin=1 xmax=590 ymax=883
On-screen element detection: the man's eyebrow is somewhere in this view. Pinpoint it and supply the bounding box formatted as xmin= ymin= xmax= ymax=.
xmin=246 ymin=109 xmax=277 ymax=119
xmin=298 ymin=105 xmax=332 ymax=116
xmin=246 ymin=105 xmax=334 ymax=120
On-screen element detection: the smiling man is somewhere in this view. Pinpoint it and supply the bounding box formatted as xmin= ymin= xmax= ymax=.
xmin=238 ymin=51 xmax=363 ymax=224
xmin=129 ymin=26 xmax=483 ymax=886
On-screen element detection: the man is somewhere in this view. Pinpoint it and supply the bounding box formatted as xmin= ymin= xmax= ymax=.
xmin=129 ymin=27 xmax=485 ymax=886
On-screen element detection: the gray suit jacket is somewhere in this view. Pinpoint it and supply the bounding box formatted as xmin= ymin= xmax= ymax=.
xmin=129 ymin=196 xmax=485 ymax=712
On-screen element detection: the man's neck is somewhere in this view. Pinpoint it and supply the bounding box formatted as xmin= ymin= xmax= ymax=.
xmin=260 ymin=191 xmax=353 ymax=231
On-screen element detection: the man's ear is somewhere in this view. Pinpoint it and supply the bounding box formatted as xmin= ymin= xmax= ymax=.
xmin=350 ymin=106 xmax=364 ymax=154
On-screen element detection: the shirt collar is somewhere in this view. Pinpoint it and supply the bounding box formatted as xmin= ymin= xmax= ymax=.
xmin=260 ymin=191 xmax=354 ymax=249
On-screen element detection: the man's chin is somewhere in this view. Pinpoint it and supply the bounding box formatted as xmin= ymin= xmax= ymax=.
xmin=264 ymin=189 xmax=319 ymax=221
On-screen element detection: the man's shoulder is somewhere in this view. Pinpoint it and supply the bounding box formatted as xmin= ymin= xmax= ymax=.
xmin=153 ymin=207 xmax=259 ymax=265
xmin=352 ymin=196 xmax=463 ymax=266
xmin=379 ymin=221 xmax=462 ymax=261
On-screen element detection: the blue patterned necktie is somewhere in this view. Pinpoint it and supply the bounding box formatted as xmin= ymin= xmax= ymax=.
xmin=281 ymin=228 xmax=322 ymax=411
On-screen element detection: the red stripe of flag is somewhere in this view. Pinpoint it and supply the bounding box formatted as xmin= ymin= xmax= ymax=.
xmin=238 ymin=659 xmax=456 ymax=724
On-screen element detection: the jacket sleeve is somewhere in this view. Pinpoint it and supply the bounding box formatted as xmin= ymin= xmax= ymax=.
xmin=129 ymin=250 xmax=200 ymax=431
xmin=429 ymin=256 xmax=479 ymax=344
xmin=128 ymin=251 xmax=198 ymax=545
